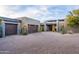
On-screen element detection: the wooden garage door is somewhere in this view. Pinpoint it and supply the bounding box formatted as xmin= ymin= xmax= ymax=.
xmin=5 ymin=23 xmax=17 ymax=36
xmin=28 ymin=24 xmax=38 ymax=33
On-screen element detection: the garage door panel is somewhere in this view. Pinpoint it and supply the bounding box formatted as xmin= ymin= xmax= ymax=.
xmin=5 ymin=23 xmax=17 ymax=36
xmin=28 ymin=24 xmax=38 ymax=33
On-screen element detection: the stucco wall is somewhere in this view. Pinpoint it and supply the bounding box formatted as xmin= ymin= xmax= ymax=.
xmin=18 ymin=17 xmax=40 ymax=25
xmin=58 ymin=21 xmax=64 ymax=31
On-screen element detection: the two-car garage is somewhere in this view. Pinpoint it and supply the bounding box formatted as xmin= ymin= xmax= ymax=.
xmin=0 ymin=17 xmax=20 ymax=37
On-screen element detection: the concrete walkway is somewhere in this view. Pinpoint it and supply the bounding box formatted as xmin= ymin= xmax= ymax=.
xmin=0 ymin=32 xmax=79 ymax=54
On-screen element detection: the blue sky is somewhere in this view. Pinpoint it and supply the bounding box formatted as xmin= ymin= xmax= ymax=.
xmin=0 ymin=5 xmax=79 ymax=22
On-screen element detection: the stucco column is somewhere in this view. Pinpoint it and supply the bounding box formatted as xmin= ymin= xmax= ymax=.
xmin=2 ymin=21 xmax=5 ymax=37
xmin=17 ymin=23 xmax=21 ymax=35
xmin=44 ymin=23 xmax=47 ymax=31
xmin=56 ymin=20 xmax=59 ymax=32
xmin=38 ymin=24 xmax=40 ymax=32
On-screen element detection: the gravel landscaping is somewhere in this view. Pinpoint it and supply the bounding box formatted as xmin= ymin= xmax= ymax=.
xmin=0 ymin=32 xmax=79 ymax=54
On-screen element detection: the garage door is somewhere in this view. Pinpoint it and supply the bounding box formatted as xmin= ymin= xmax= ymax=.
xmin=5 ymin=23 xmax=17 ymax=36
xmin=28 ymin=24 xmax=38 ymax=33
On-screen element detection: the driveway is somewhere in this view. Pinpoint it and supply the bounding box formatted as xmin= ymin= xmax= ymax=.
xmin=0 ymin=32 xmax=79 ymax=54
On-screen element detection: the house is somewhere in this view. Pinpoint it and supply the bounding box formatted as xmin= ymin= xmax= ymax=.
xmin=18 ymin=17 xmax=40 ymax=33
xmin=43 ymin=19 xmax=64 ymax=32
xmin=0 ymin=17 xmax=21 ymax=37
xmin=0 ymin=16 xmax=64 ymax=38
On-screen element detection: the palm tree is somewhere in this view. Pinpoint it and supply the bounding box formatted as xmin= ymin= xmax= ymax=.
xmin=69 ymin=11 xmax=73 ymax=16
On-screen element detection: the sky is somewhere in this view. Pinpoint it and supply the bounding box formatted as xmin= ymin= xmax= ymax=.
xmin=0 ymin=5 xmax=79 ymax=22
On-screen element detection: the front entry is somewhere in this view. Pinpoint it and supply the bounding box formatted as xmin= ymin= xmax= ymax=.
xmin=47 ymin=25 xmax=52 ymax=31
xmin=46 ymin=24 xmax=56 ymax=32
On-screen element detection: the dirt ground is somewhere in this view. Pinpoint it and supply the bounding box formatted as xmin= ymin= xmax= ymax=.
xmin=0 ymin=32 xmax=79 ymax=54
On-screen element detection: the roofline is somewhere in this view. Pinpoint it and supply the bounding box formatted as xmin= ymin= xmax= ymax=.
xmin=45 ymin=19 xmax=64 ymax=22
xmin=0 ymin=16 xmax=21 ymax=22
xmin=17 ymin=16 xmax=40 ymax=22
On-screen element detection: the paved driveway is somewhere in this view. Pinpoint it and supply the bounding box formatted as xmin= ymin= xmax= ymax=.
xmin=0 ymin=32 xmax=79 ymax=54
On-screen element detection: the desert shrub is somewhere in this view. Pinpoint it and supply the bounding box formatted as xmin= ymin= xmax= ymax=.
xmin=61 ymin=25 xmax=66 ymax=34
xmin=21 ymin=25 xmax=27 ymax=35
xmin=40 ymin=25 xmax=44 ymax=32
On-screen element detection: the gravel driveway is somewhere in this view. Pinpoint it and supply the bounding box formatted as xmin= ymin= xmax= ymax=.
xmin=0 ymin=32 xmax=79 ymax=54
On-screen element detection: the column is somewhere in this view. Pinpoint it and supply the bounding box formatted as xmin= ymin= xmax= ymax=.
xmin=56 ymin=20 xmax=59 ymax=32
xmin=2 ymin=21 xmax=5 ymax=37
xmin=44 ymin=23 xmax=47 ymax=31
xmin=38 ymin=24 xmax=40 ymax=32
xmin=17 ymin=23 xmax=21 ymax=35
xmin=52 ymin=25 xmax=54 ymax=32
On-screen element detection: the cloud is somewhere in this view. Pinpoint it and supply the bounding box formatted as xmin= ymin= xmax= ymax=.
xmin=0 ymin=5 xmax=79 ymax=22
xmin=5 ymin=5 xmax=51 ymax=22
xmin=0 ymin=5 xmax=8 ymax=17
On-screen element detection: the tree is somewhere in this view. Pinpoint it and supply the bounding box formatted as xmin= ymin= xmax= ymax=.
xmin=67 ymin=16 xmax=79 ymax=27
xmin=66 ymin=9 xmax=79 ymax=33
xmin=67 ymin=9 xmax=79 ymax=27
xmin=69 ymin=11 xmax=73 ymax=16
xmin=73 ymin=9 xmax=79 ymax=16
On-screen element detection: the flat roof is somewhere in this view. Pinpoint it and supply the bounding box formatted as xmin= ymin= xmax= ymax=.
xmin=17 ymin=17 xmax=40 ymax=22
xmin=0 ymin=16 xmax=21 ymax=23
xmin=45 ymin=19 xmax=64 ymax=22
